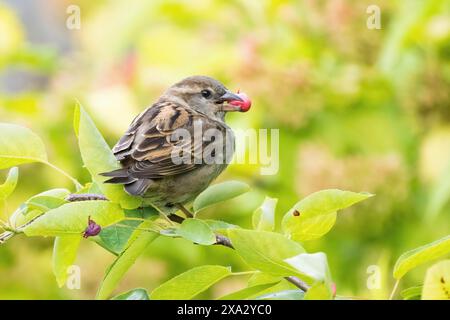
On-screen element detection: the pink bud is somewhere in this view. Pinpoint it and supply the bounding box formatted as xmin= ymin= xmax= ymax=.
xmin=331 ymin=282 xmax=337 ymax=297
xmin=83 ymin=216 xmax=101 ymax=238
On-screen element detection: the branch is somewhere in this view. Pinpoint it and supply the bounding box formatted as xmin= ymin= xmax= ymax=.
xmin=285 ymin=276 xmax=310 ymax=292
xmin=176 ymin=204 xmax=194 ymax=218
xmin=42 ymin=161 xmax=82 ymax=190
xmin=64 ymin=195 xmax=310 ymax=292
xmin=0 ymin=231 xmax=14 ymax=244
xmin=214 ymin=233 xmax=310 ymax=292
xmin=215 ymin=234 xmax=234 ymax=249
xmin=2 ymin=194 xmax=106 ymax=245
xmin=66 ymin=194 xmax=108 ymax=202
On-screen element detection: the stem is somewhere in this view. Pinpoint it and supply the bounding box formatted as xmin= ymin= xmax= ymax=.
xmin=148 ymin=203 xmax=175 ymax=226
xmin=389 ymin=279 xmax=400 ymax=300
xmin=0 ymin=231 xmax=14 ymax=244
xmin=215 ymin=234 xmax=234 ymax=248
xmin=43 ymin=161 xmax=82 ymax=190
xmin=62 ymin=194 xmax=311 ymax=293
xmin=114 ymin=223 xmax=161 ymax=233
xmin=285 ymin=276 xmax=310 ymax=292
xmin=122 ymin=217 xmax=165 ymax=226
xmin=2 ymin=209 xmax=34 ymax=234
xmin=66 ymin=194 xmax=108 ymax=202
xmin=176 ymin=204 xmax=193 ymax=218
xmin=214 ymin=233 xmax=310 ymax=293
xmin=3 ymin=225 xmax=19 ymax=233
xmin=122 ymin=217 xmax=149 ymax=222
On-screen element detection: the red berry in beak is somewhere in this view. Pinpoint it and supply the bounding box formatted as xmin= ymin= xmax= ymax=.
xmin=229 ymin=92 xmax=252 ymax=112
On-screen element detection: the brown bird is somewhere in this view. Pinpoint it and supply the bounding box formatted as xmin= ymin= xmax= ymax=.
xmin=101 ymin=76 xmax=251 ymax=214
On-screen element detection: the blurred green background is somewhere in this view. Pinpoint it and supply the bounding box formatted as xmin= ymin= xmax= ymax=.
xmin=0 ymin=0 xmax=449 ymax=299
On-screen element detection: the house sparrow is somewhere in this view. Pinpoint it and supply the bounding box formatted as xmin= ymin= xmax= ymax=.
xmin=101 ymin=76 xmax=251 ymax=214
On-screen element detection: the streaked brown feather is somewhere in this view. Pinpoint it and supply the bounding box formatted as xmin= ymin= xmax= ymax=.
xmin=108 ymin=101 xmax=227 ymax=180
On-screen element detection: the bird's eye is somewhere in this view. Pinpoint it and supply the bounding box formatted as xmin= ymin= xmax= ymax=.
xmin=201 ymin=89 xmax=212 ymax=99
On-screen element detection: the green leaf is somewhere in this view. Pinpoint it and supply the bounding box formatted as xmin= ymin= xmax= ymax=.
xmin=23 ymin=201 xmax=124 ymax=237
xmin=256 ymin=289 xmax=305 ymax=300
xmin=401 ymin=286 xmax=422 ymax=300
xmin=252 ymin=197 xmax=277 ymax=231
xmin=52 ymin=235 xmax=82 ymax=287
xmin=218 ymin=283 xmax=276 ymax=300
xmin=75 ymin=182 xmax=102 ymax=195
xmin=30 ymin=188 xmax=71 ymax=200
xmin=159 ymin=228 xmax=179 ymax=238
xmin=97 ymin=207 xmax=159 ymax=255
xmin=282 ymin=189 xmax=373 ymax=241
xmin=11 ymin=206 xmax=40 ymax=228
xmin=228 ymin=229 xmax=308 ymax=280
xmin=284 ymin=252 xmax=332 ymax=283
xmin=11 ymin=188 xmax=70 ymax=227
xmin=0 ymin=123 xmax=47 ymax=169
xmin=74 ymin=104 xmax=141 ymax=209
xmin=96 ymin=221 xmax=141 ymax=255
xmin=96 ymin=222 xmax=158 ymax=299
xmin=193 ymin=181 xmax=250 ymax=214
xmin=421 ymin=260 xmax=450 ymax=300
xmin=27 ymin=196 xmax=67 ymax=212
xmin=304 ymin=282 xmax=333 ymax=300
xmin=112 ymin=288 xmax=149 ymax=300
xmin=177 ymin=218 xmax=216 ymax=245
xmin=26 ymin=188 xmax=69 ymax=212
xmin=204 ymin=219 xmax=238 ymax=232
xmin=248 ymin=272 xmax=283 ymax=287
xmin=252 ymin=278 xmax=300 ymax=299
xmin=150 ymin=265 xmax=231 ymax=300
xmin=393 ymin=235 xmax=450 ymax=279
xmin=286 ymin=252 xmax=333 ymax=300
xmin=0 ymin=167 xmax=19 ymax=200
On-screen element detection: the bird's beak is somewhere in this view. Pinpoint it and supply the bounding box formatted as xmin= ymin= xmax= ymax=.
xmin=218 ymin=91 xmax=252 ymax=112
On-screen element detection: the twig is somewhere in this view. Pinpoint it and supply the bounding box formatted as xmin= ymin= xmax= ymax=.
xmin=0 ymin=231 xmax=14 ymax=244
xmin=1 ymin=194 xmax=108 ymax=245
xmin=0 ymin=224 xmax=24 ymax=244
xmin=42 ymin=161 xmax=82 ymax=190
xmin=214 ymin=233 xmax=310 ymax=292
xmin=176 ymin=204 xmax=193 ymax=218
xmin=63 ymin=195 xmax=310 ymax=293
xmin=66 ymin=194 xmax=108 ymax=202
xmin=215 ymin=234 xmax=234 ymax=248
xmin=389 ymin=279 xmax=400 ymax=300
xmin=285 ymin=276 xmax=310 ymax=292
xmin=114 ymin=223 xmax=161 ymax=234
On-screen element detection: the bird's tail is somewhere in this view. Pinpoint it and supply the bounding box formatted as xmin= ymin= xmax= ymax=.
xmin=100 ymin=168 xmax=128 ymax=177
xmin=124 ymin=179 xmax=151 ymax=196
xmin=100 ymin=169 xmax=151 ymax=196
xmin=100 ymin=168 xmax=133 ymax=183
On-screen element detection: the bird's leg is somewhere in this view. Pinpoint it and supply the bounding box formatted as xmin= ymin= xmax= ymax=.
xmin=176 ymin=204 xmax=193 ymax=218
xmin=146 ymin=203 xmax=176 ymax=226
xmin=167 ymin=214 xmax=184 ymax=224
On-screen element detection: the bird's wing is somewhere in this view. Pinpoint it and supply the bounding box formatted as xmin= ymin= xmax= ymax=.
xmin=106 ymin=101 xmax=225 ymax=180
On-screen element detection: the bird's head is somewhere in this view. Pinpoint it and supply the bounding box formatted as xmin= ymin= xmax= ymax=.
xmin=161 ymin=75 xmax=251 ymax=120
